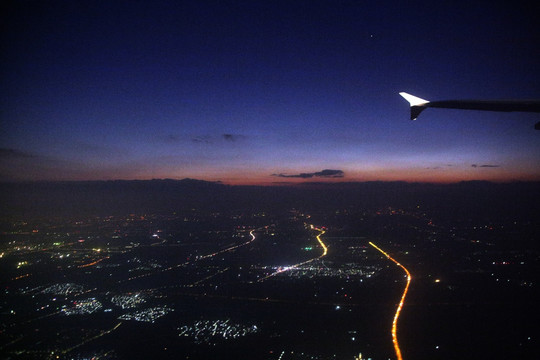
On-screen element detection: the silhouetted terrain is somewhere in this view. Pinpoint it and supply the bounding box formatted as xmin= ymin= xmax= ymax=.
xmin=1 ymin=179 xmax=539 ymax=359
xmin=2 ymin=180 xmax=539 ymax=221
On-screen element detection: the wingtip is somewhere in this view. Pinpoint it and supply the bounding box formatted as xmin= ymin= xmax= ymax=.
xmin=400 ymin=92 xmax=429 ymax=120
xmin=399 ymin=92 xmax=429 ymax=106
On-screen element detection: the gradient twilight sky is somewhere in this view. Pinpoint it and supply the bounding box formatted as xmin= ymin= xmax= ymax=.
xmin=1 ymin=0 xmax=539 ymax=184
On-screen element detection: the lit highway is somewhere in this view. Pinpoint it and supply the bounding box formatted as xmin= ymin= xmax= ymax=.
xmin=190 ymin=267 xmax=231 ymax=286
xmin=198 ymin=230 xmax=257 ymax=259
xmin=61 ymin=322 xmax=123 ymax=355
xmin=313 ymin=225 xmax=328 ymax=257
xmin=258 ymin=225 xmax=327 ymax=282
xmin=78 ymin=256 xmax=110 ymax=268
xmin=369 ymin=242 xmax=411 ymax=360
xmin=121 ymin=230 xmax=258 ymax=283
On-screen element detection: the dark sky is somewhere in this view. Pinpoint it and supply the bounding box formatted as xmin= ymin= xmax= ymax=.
xmin=2 ymin=0 xmax=539 ymax=184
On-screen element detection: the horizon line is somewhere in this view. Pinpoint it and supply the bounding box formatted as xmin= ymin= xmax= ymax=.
xmin=1 ymin=177 xmax=539 ymax=187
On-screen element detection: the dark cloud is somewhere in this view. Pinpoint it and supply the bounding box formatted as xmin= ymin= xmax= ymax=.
xmin=471 ymin=164 xmax=500 ymax=168
xmin=426 ymin=164 xmax=453 ymax=170
xmin=272 ymin=169 xmax=345 ymax=178
xmin=192 ymin=136 xmax=211 ymax=143
xmin=222 ymin=134 xmax=245 ymax=142
xmin=0 ymin=148 xmax=36 ymax=159
xmin=190 ymin=134 xmax=245 ymax=143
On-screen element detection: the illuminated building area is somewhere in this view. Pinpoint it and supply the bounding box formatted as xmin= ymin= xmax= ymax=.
xmin=178 ymin=319 xmax=259 ymax=345
xmin=111 ymin=293 xmax=147 ymax=309
xmin=118 ymin=307 xmax=173 ymax=323
xmin=62 ymin=298 xmax=103 ymax=316
xmin=40 ymin=283 xmax=86 ymax=296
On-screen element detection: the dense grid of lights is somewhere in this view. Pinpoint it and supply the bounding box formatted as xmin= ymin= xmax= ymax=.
xmin=62 ymin=298 xmax=103 ymax=315
xmin=41 ymin=283 xmax=85 ymax=296
xmin=111 ymin=293 xmax=147 ymax=309
xmin=178 ymin=319 xmax=258 ymax=345
xmin=272 ymin=262 xmax=379 ymax=279
xmin=118 ymin=306 xmax=173 ymax=323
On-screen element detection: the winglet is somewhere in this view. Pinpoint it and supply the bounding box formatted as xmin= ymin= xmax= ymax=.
xmin=399 ymin=92 xmax=428 ymax=106
xmin=399 ymin=92 xmax=429 ymax=120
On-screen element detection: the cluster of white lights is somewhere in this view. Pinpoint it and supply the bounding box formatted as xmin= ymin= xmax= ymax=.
xmin=178 ymin=319 xmax=258 ymax=345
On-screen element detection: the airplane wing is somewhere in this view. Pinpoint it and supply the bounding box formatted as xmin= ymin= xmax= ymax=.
xmin=399 ymin=92 xmax=540 ymax=129
xmin=399 ymin=93 xmax=430 ymax=120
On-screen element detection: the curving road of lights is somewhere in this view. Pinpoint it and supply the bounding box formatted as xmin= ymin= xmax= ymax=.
xmin=369 ymin=241 xmax=411 ymax=360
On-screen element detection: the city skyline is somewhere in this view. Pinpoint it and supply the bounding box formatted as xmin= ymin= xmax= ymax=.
xmin=2 ymin=1 xmax=540 ymax=184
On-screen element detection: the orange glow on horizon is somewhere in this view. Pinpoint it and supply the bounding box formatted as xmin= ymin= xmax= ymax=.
xmin=200 ymin=166 xmax=540 ymax=186
xmin=217 ymin=174 xmax=540 ymax=186
xmin=9 ymin=165 xmax=539 ymax=185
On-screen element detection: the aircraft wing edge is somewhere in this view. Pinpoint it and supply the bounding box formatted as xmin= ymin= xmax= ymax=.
xmin=399 ymin=92 xmax=430 ymax=120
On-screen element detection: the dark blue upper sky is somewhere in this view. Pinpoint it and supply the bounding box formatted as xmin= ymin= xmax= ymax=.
xmin=2 ymin=0 xmax=539 ymax=184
